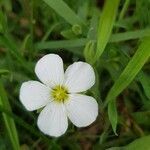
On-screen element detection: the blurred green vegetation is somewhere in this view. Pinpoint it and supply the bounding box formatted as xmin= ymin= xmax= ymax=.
xmin=0 ymin=0 xmax=150 ymax=149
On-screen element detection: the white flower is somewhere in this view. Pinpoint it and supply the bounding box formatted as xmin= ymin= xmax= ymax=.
xmin=19 ymin=54 xmax=98 ymax=137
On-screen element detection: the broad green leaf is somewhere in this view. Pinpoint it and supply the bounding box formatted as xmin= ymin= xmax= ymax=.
xmin=126 ymin=135 xmax=150 ymax=150
xmin=132 ymin=111 xmax=150 ymax=126
xmin=93 ymin=0 xmax=120 ymax=64
xmin=108 ymin=100 xmax=118 ymax=135
xmin=108 ymin=135 xmax=150 ymax=150
xmin=104 ymin=37 xmax=150 ymax=107
xmin=43 ymin=0 xmax=84 ymax=26
xmin=0 ymin=81 xmax=20 ymax=150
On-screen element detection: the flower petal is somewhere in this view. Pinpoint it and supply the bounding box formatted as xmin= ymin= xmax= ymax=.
xmin=20 ymin=81 xmax=50 ymax=111
xmin=37 ymin=102 xmax=68 ymax=137
xmin=64 ymin=62 xmax=95 ymax=93
xmin=65 ymin=94 xmax=98 ymax=127
xmin=35 ymin=54 xmax=64 ymax=87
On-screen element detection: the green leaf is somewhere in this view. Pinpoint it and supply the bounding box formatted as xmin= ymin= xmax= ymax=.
xmin=61 ymin=29 xmax=77 ymax=39
xmin=132 ymin=111 xmax=150 ymax=126
xmin=83 ymin=40 xmax=95 ymax=64
xmin=0 ymin=81 xmax=20 ymax=150
xmin=35 ymin=29 xmax=150 ymax=53
xmin=137 ymin=72 xmax=150 ymax=100
xmin=0 ymin=105 xmax=50 ymax=144
xmin=0 ymin=35 xmax=32 ymax=73
xmin=42 ymin=0 xmax=85 ymax=26
xmin=109 ymin=135 xmax=150 ymax=150
xmin=108 ymin=100 xmax=118 ymax=135
xmin=126 ymin=135 xmax=150 ymax=150
xmin=20 ymin=34 xmax=30 ymax=56
xmin=0 ymin=10 xmax=7 ymax=33
xmin=87 ymin=8 xmax=99 ymax=40
xmin=35 ymin=38 xmax=88 ymax=49
xmin=35 ymin=38 xmax=88 ymax=56
xmin=93 ymin=0 xmax=120 ymax=64
xmin=0 ymin=69 xmax=9 ymax=75
xmin=118 ymin=0 xmax=130 ymax=20
xmin=106 ymin=147 xmax=125 ymax=150
xmin=104 ymin=37 xmax=150 ymax=107
xmin=109 ymin=29 xmax=150 ymax=42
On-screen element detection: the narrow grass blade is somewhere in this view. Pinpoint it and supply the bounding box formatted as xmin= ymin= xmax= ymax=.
xmin=137 ymin=72 xmax=150 ymax=100
xmin=0 ymin=69 xmax=9 ymax=76
xmin=42 ymin=23 xmax=60 ymax=42
xmin=35 ymin=38 xmax=88 ymax=50
xmin=35 ymin=29 xmax=150 ymax=53
xmin=110 ymin=29 xmax=150 ymax=42
xmin=118 ymin=0 xmax=130 ymax=20
xmin=20 ymin=34 xmax=30 ymax=56
xmin=43 ymin=0 xmax=85 ymax=26
xmin=108 ymin=100 xmax=118 ymax=135
xmin=0 ymin=35 xmax=32 ymax=73
xmin=93 ymin=0 xmax=120 ymax=64
xmin=83 ymin=40 xmax=95 ymax=64
xmin=104 ymin=37 xmax=150 ymax=108
xmin=0 ymin=105 xmax=50 ymax=144
xmin=0 ymin=81 xmax=20 ymax=150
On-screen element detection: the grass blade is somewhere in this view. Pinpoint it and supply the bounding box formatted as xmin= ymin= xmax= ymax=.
xmin=104 ymin=37 xmax=150 ymax=108
xmin=0 ymin=35 xmax=32 ymax=73
xmin=35 ymin=38 xmax=88 ymax=50
xmin=0 ymin=81 xmax=20 ymax=150
xmin=0 ymin=69 xmax=9 ymax=76
xmin=138 ymin=72 xmax=150 ymax=100
xmin=118 ymin=0 xmax=130 ymax=20
xmin=108 ymin=100 xmax=118 ymax=135
xmin=35 ymin=29 xmax=150 ymax=53
xmin=43 ymin=0 xmax=85 ymax=26
xmin=93 ymin=0 xmax=120 ymax=64
xmin=110 ymin=29 xmax=150 ymax=42
xmin=0 ymin=105 xmax=50 ymax=144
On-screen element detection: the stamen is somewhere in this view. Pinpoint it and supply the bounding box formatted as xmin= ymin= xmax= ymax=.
xmin=51 ymin=85 xmax=68 ymax=102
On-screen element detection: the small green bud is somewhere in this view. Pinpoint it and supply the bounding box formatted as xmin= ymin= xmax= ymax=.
xmin=72 ymin=24 xmax=82 ymax=35
xmin=84 ymin=40 xmax=96 ymax=64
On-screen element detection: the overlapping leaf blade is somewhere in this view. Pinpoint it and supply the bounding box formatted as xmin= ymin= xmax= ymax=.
xmin=0 ymin=81 xmax=20 ymax=150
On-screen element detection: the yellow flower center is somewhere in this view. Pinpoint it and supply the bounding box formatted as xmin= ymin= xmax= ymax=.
xmin=51 ymin=85 xmax=68 ymax=102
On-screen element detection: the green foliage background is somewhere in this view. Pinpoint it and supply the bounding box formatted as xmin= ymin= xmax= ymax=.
xmin=0 ymin=0 xmax=150 ymax=149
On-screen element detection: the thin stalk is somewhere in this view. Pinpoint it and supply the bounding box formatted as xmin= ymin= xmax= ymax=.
xmin=29 ymin=0 xmax=35 ymax=58
xmin=119 ymin=0 xmax=130 ymax=20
